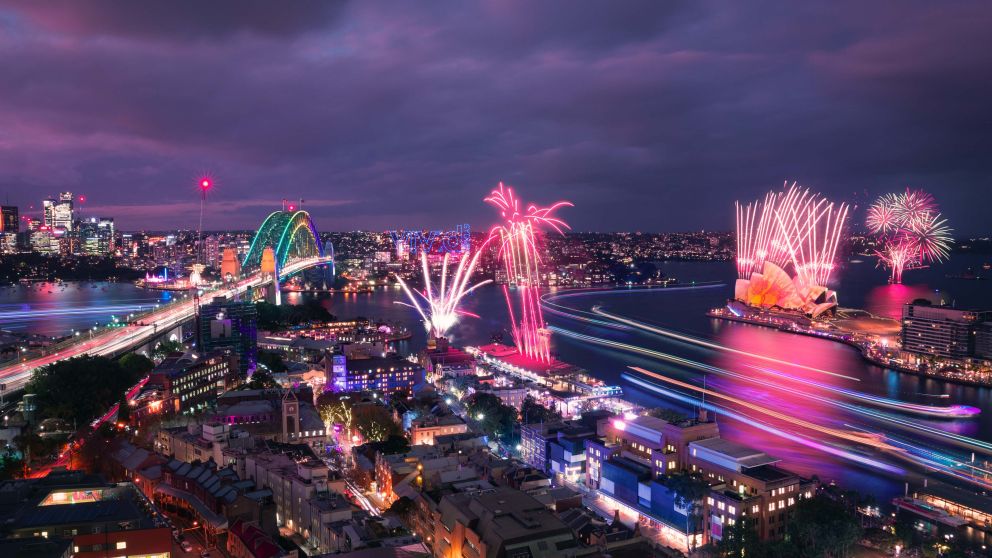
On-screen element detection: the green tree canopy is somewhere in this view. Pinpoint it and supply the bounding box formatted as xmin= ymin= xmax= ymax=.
xmin=521 ymin=396 xmax=561 ymax=425
xmin=119 ymin=353 xmax=155 ymax=377
xmin=26 ymin=355 xmax=143 ymax=426
xmin=464 ymin=392 xmax=517 ymax=443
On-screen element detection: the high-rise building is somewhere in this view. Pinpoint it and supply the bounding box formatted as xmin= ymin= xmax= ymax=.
xmin=30 ymin=225 xmax=60 ymax=255
xmin=0 ymin=206 xmax=17 ymax=254
xmin=901 ymin=302 xmax=992 ymax=360
xmin=198 ymin=295 xmax=258 ymax=377
xmin=205 ymin=235 xmax=221 ymax=267
xmin=1 ymin=205 xmax=17 ymax=233
xmin=43 ymin=191 xmax=74 ymax=232
xmin=79 ymin=216 xmax=116 ymax=256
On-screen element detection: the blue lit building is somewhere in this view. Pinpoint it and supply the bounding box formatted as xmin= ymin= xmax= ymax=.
xmin=323 ymin=354 xmax=424 ymax=394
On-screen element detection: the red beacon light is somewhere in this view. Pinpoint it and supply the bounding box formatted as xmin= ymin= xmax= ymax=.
xmin=200 ymin=179 xmax=212 ymax=191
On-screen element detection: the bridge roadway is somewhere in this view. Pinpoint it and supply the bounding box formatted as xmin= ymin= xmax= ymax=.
xmin=0 ymin=256 xmax=332 ymax=393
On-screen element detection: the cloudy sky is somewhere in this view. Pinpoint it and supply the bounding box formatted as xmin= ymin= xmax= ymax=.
xmin=1 ymin=1 xmax=989 ymax=234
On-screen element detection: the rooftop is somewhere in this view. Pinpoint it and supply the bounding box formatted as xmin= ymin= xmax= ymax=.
xmin=691 ymin=437 xmax=779 ymax=469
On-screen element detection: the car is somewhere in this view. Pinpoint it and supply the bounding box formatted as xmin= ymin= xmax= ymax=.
xmin=180 ymin=541 xmax=193 ymax=552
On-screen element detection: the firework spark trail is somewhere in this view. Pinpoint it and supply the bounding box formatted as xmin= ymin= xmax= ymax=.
xmin=867 ymin=188 xmax=953 ymax=283
xmin=485 ymin=182 xmax=571 ymax=363
xmin=735 ymin=182 xmax=848 ymax=305
xmin=394 ymin=247 xmax=492 ymax=339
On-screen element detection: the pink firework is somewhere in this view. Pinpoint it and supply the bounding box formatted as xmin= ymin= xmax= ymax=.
xmin=867 ymin=188 xmax=952 ymax=283
xmin=485 ymin=182 xmax=572 ymax=363
xmin=736 ymin=182 xmax=848 ymax=289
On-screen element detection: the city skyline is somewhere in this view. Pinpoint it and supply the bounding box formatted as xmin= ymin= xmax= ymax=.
xmin=1 ymin=2 xmax=990 ymax=233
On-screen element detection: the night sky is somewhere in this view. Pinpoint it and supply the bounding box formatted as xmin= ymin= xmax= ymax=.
xmin=1 ymin=1 xmax=990 ymax=234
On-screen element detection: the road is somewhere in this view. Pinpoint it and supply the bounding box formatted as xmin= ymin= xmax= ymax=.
xmin=0 ymin=256 xmax=331 ymax=392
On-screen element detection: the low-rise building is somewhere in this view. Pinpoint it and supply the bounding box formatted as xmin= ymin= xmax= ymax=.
xmin=0 ymin=472 xmax=171 ymax=558
xmin=409 ymin=414 xmax=468 ymax=446
xmin=433 ymin=486 xmax=578 ymax=558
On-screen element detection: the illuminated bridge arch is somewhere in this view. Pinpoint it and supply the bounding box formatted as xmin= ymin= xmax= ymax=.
xmin=243 ymin=210 xmax=323 ymax=272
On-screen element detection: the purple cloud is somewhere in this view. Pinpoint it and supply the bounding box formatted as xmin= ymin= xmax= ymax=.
xmin=0 ymin=1 xmax=989 ymax=233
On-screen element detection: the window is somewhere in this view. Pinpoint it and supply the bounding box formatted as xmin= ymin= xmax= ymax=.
xmin=707 ymin=497 xmax=714 ymax=506
xmin=728 ymin=506 xmax=736 ymax=515
xmin=116 ymin=542 xmax=127 ymax=550
xmin=768 ymin=503 xmax=775 ymax=512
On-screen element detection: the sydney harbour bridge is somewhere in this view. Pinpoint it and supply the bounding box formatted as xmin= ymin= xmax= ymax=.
xmin=0 ymin=209 xmax=334 ymax=392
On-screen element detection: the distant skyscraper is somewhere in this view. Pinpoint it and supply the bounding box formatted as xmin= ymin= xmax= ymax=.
xmin=0 ymin=206 xmax=17 ymax=254
xmin=43 ymin=192 xmax=74 ymax=232
xmin=205 ymin=235 xmax=221 ymax=267
xmin=198 ymin=295 xmax=257 ymax=377
xmin=1 ymin=206 xmax=18 ymax=233
xmin=79 ymin=217 xmax=115 ymax=256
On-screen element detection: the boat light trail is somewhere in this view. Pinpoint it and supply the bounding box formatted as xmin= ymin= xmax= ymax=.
xmin=591 ymin=306 xmax=860 ymax=381
xmin=628 ymin=366 xmax=887 ymax=448
xmin=621 ymin=373 xmax=903 ymax=474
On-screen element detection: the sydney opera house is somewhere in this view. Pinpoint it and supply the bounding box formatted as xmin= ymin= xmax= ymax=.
xmin=733 ymin=183 xmax=849 ymax=319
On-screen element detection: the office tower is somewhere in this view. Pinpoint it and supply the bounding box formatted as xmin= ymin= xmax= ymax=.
xmin=79 ymin=217 xmax=115 ymax=256
xmin=198 ymin=295 xmax=258 ymax=377
xmin=1 ymin=206 xmax=18 ymax=233
xmin=43 ymin=191 xmax=74 ymax=231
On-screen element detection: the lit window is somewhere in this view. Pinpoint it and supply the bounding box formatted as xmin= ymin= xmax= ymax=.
xmin=116 ymin=542 xmax=127 ymax=549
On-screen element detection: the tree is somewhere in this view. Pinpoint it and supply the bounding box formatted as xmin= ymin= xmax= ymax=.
xmin=153 ymin=340 xmax=184 ymax=359
xmin=257 ymin=350 xmax=288 ymax=373
xmin=352 ymin=405 xmax=401 ymax=443
xmin=464 ymin=392 xmax=517 ymax=443
xmin=521 ymin=396 xmax=561 ymax=425
xmin=26 ymin=355 xmax=143 ymax=427
xmin=116 ymin=394 xmax=131 ymax=424
xmin=246 ymin=371 xmax=278 ymax=390
xmin=119 ymin=353 xmax=155 ymax=377
xmin=786 ymin=493 xmax=863 ymax=558
xmin=665 ymin=471 xmax=710 ymax=555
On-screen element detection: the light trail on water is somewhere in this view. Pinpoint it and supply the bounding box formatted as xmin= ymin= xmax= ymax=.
xmin=620 ymin=373 xmax=903 ymax=474
xmin=590 ymin=305 xmax=860 ymax=381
